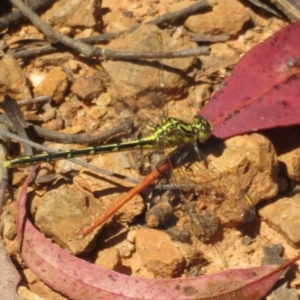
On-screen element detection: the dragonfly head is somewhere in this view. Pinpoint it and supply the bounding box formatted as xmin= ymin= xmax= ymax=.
xmin=193 ymin=115 xmax=213 ymax=142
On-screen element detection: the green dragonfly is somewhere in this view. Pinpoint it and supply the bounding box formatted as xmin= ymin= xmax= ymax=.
xmin=3 ymin=24 xmax=255 ymax=229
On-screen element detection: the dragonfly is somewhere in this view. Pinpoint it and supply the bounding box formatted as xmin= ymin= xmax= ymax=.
xmin=3 ymin=24 xmax=255 ymax=239
xmin=3 ymin=116 xmax=212 ymax=168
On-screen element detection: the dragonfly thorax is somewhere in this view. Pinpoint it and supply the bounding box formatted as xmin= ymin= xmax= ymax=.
xmin=151 ymin=115 xmax=213 ymax=148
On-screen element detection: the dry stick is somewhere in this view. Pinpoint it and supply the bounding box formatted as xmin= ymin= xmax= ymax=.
xmin=17 ymin=95 xmax=51 ymax=106
xmin=79 ymin=0 xmax=212 ymax=43
xmin=9 ymin=0 xmax=211 ymax=60
xmin=147 ymin=0 xmax=210 ymax=25
xmin=189 ymin=33 xmax=230 ymax=43
xmin=32 ymin=117 xmax=133 ymax=145
xmin=0 ymin=114 xmax=133 ymax=145
xmin=0 ymin=0 xmax=55 ymax=32
xmin=1 ymin=95 xmax=33 ymax=157
xmin=10 ymin=43 xmax=209 ymax=60
xmin=10 ymin=0 xmax=94 ymax=57
xmin=0 ymin=124 xmax=9 ymax=194
xmin=78 ymin=158 xmax=173 ymax=237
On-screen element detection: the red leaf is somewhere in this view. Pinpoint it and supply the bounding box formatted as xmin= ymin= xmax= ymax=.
xmin=200 ymin=20 xmax=300 ymax=139
xmin=18 ymin=169 xmax=300 ymax=300
xmin=0 ymin=176 xmax=23 ymax=300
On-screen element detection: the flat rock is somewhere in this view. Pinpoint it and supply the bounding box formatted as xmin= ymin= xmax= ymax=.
xmin=95 ymin=248 xmax=120 ymax=271
xmin=35 ymin=184 xmax=107 ymax=254
xmin=34 ymin=67 xmax=68 ymax=104
xmin=260 ymin=194 xmax=300 ymax=245
xmin=278 ymin=148 xmax=300 ymax=182
xmin=42 ymin=0 xmax=96 ymax=28
xmin=0 ymin=55 xmax=31 ymax=100
xmin=184 ymin=133 xmax=279 ymax=223
xmin=135 ymin=228 xmax=185 ymax=277
xmin=71 ymin=72 xmax=105 ymax=101
xmin=103 ymin=23 xmax=197 ymax=112
xmin=183 ymin=0 xmax=250 ymax=36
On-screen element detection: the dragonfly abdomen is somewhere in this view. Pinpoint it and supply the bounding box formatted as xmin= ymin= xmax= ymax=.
xmin=3 ymin=116 xmax=212 ymax=168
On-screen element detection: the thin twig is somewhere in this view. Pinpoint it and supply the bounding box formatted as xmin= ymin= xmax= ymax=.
xmin=99 ymin=46 xmax=210 ymax=60
xmin=10 ymin=0 xmax=94 ymax=57
xmin=147 ymin=0 xmax=211 ymax=25
xmin=9 ymin=0 xmax=211 ymax=61
xmin=0 ymin=114 xmax=133 ymax=145
xmin=189 ymin=33 xmax=230 ymax=43
xmin=1 ymin=96 xmax=33 ymax=157
xmin=17 ymin=95 xmax=51 ymax=106
xmin=0 ymin=0 xmax=55 ymax=32
xmin=8 ymin=40 xmax=210 ymax=60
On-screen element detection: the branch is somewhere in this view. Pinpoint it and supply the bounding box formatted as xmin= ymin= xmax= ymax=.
xmin=0 ymin=0 xmax=55 ymax=32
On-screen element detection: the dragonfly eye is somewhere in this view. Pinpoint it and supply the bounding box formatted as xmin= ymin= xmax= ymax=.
xmin=193 ymin=115 xmax=213 ymax=142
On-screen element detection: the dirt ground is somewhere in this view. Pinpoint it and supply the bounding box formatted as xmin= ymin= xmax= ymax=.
xmin=1 ymin=0 xmax=300 ymax=299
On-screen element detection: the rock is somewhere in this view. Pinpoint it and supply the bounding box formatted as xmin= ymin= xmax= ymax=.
xmin=57 ymin=101 xmax=81 ymax=122
xmin=115 ymin=240 xmax=135 ymax=258
xmin=263 ymin=128 xmax=300 ymax=182
xmin=102 ymin=24 xmax=197 ymax=112
xmin=278 ymin=148 xmax=300 ymax=182
xmin=127 ymin=229 xmax=136 ymax=243
xmin=34 ymin=67 xmax=68 ymax=104
xmin=71 ymin=72 xmax=104 ymax=101
xmin=183 ymin=0 xmax=250 ymax=36
xmin=135 ymin=228 xmax=185 ymax=277
xmin=95 ymin=248 xmax=120 ymax=270
xmin=260 ymin=194 xmax=300 ymax=245
xmin=35 ymin=184 xmax=107 ymax=254
xmin=208 ymin=133 xmax=278 ymax=202
xmin=183 ymin=133 xmax=279 ymax=223
xmin=18 ymin=285 xmax=45 ymax=300
xmin=42 ymin=0 xmax=97 ymax=28
xmin=74 ymin=153 xmax=145 ymax=224
xmin=35 ymin=52 xmax=74 ymax=68
xmin=2 ymin=214 xmax=16 ymax=240
xmin=0 ymin=55 xmax=31 ymax=100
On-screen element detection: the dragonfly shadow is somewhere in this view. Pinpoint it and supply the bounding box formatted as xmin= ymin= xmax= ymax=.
xmin=200 ymin=134 xmax=227 ymax=157
xmin=128 ymin=58 xmax=194 ymax=84
xmin=82 ymin=170 xmax=132 ymax=198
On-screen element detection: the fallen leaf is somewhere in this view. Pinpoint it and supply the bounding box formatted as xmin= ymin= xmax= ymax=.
xmin=200 ymin=20 xmax=300 ymax=139
xmin=18 ymin=168 xmax=300 ymax=300
xmin=0 ymin=176 xmax=23 ymax=300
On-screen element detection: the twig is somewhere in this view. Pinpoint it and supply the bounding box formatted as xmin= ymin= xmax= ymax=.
xmin=99 ymin=46 xmax=210 ymax=60
xmin=189 ymin=33 xmax=230 ymax=43
xmin=8 ymin=40 xmax=210 ymax=60
xmin=17 ymin=95 xmax=51 ymax=106
xmin=147 ymin=0 xmax=211 ymax=25
xmin=1 ymin=96 xmax=33 ymax=157
xmin=9 ymin=0 xmax=211 ymax=61
xmin=0 ymin=0 xmax=55 ymax=32
xmin=10 ymin=0 xmax=94 ymax=57
xmin=0 ymin=114 xmax=133 ymax=145
xmin=6 ymin=0 xmax=211 ymax=60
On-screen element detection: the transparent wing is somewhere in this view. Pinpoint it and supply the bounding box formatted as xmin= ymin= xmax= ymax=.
xmin=169 ymin=147 xmax=255 ymax=224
